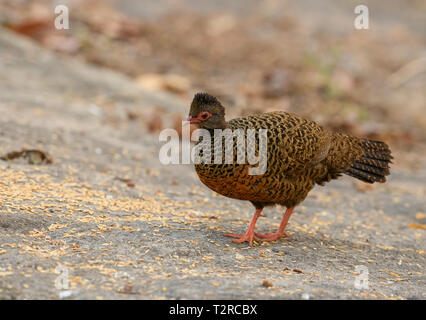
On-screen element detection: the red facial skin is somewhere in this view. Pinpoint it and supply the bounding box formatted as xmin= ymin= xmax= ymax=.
xmin=187 ymin=111 xmax=212 ymax=124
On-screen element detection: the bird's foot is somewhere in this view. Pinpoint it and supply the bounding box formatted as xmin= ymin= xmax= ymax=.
xmin=224 ymin=231 xmax=261 ymax=246
xmin=255 ymin=231 xmax=291 ymax=242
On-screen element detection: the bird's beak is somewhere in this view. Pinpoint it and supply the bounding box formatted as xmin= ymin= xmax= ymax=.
xmin=186 ymin=116 xmax=201 ymax=124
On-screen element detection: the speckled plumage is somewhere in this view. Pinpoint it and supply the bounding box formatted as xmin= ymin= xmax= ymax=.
xmin=188 ymin=93 xmax=392 ymax=244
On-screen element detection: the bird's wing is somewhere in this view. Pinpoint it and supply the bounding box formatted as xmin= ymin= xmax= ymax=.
xmin=228 ymin=112 xmax=332 ymax=176
xmin=272 ymin=114 xmax=332 ymax=175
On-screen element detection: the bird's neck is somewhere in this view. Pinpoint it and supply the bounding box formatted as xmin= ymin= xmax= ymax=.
xmin=199 ymin=120 xmax=229 ymax=131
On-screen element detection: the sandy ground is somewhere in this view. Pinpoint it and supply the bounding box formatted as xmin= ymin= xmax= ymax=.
xmin=0 ymin=28 xmax=425 ymax=300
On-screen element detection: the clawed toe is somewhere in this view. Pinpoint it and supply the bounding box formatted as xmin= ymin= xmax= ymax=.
xmin=224 ymin=232 xmax=260 ymax=246
xmin=224 ymin=208 xmax=294 ymax=245
xmin=254 ymin=231 xmax=291 ymax=242
xmin=225 ymin=231 xmax=291 ymax=245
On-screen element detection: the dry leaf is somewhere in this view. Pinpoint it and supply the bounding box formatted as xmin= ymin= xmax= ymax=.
xmin=415 ymin=213 xmax=425 ymax=220
xmin=408 ymin=223 xmax=426 ymax=230
xmin=0 ymin=149 xmax=53 ymax=164
xmin=136 ymin=73 xmax=190 ymax=94
xmin=262 ymin=280 xmax=273 ymax=287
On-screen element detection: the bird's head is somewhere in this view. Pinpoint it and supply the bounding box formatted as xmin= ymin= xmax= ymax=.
xmin=187 ymin=93 xmax=226 ymax=129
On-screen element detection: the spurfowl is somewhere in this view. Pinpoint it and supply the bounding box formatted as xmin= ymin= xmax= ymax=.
xmin=187 ymin=93 xmax=392 ymax=245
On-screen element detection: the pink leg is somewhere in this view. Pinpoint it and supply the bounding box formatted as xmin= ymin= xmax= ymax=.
xmin=224 ymin=209 xmax=262 ymax=246
xmin=256 ymin=207 xmax=294 ymax=242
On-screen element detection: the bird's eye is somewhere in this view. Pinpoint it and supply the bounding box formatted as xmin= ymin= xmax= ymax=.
xmin=200 ymin=112 xmax=210 ymax=119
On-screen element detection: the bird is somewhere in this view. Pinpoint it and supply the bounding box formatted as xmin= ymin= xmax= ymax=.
xmin=187 ymin=93 xmax=392 ymax=245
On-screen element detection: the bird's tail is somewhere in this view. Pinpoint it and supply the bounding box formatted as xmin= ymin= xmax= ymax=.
xmin=325 ymin=133 xmax=392 ymax=184
xmin=343 ymin=138 xmax=392 ymax=183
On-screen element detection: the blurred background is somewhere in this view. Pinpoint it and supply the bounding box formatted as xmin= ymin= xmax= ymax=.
xmin=1 ymin=0 xmax=425 ymax=158
xmin=0 ymin=0 xmax=425 ymax=300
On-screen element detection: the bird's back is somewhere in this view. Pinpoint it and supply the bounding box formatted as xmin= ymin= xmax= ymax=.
xmin=228 ymin=111 xmax=333 ymax=174
xmin=194 ymin=111 xmax=333 ymax=206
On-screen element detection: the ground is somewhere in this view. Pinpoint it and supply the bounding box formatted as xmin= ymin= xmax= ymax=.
xmin=0 ymin=26 xmax=424 ymax=300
